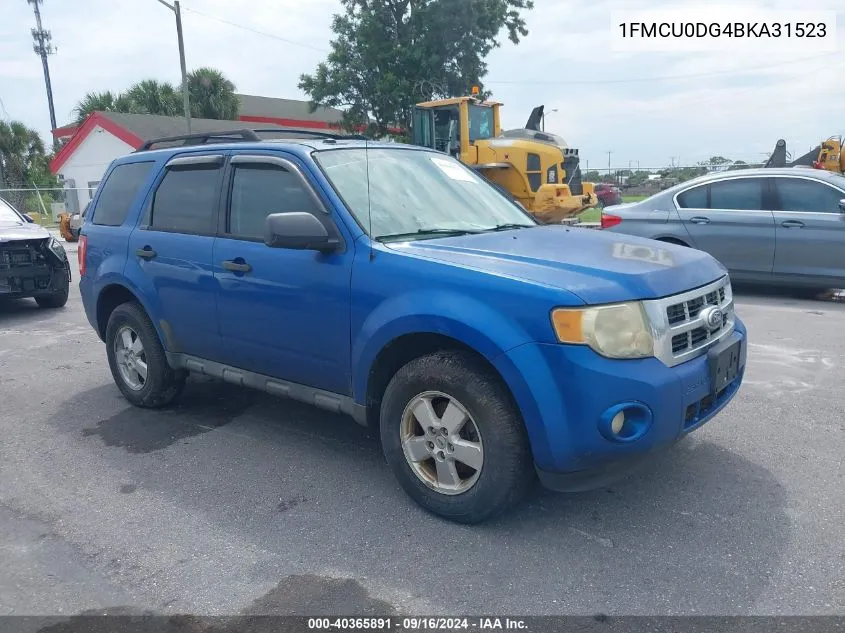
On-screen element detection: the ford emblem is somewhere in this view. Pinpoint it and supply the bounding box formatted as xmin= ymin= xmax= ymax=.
xmin=701 ymin=306 xmax=724 ymax=331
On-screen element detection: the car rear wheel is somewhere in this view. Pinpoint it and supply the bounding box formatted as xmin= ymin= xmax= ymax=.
xmin=379 ymin=350 xmax=534 ymax=523
xmin=105 ymin=301 xmax=186 ymax=408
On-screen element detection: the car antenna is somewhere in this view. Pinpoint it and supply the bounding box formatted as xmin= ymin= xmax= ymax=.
xmin=365 ymin=134 xmax=374 ymax=261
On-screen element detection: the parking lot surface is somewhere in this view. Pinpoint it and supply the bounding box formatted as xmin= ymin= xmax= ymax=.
xmin=1 ymin=250 xmax=843 ymax=617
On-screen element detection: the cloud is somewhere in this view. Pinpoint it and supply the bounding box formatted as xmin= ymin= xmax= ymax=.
xmin=2 ymin=0 xmax=843 ymax=169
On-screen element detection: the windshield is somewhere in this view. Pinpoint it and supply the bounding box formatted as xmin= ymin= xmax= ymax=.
xmin=0 ymin=197 xmax=24 ymax=226
xmin=314 ymin=147 xmax=535 ymax=240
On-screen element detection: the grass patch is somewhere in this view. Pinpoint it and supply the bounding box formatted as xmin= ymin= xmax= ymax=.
xmin=577 ymin=207 xmax=602 ymax=223
xmin=622 ymin=195 xmax=648 ymax=203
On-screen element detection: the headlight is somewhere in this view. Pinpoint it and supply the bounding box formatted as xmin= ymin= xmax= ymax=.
xmin=551 ymin=302 xmax=654 ymax=359
xmin=48 ymin=237 xmax=67 ymax=259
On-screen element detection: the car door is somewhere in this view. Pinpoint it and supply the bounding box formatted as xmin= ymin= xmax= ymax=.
xmin=771 ymin=174 xmax=845 ymax=283
xmin=212 ymin=152 xmax=353 ymax=396
xmin=126 ymin=153 xmax=224 ymax=361
xmin=674 ymin=176 xmax=776 ymax=277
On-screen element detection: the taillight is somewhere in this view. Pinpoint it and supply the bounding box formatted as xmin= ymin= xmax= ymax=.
xmin=601 ymin=213 xmax=622 ymax=229
xmin=78 ymin=235 xmax=87 ymax=276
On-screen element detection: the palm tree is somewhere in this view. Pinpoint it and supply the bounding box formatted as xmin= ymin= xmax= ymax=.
xmin=72 ymin=91 xmax=124 ymax=125
xmin=125 ymin=79 xmax=182 ymax=116
xmin=188 ymin=67 xmax=239 ymax=120
xmin=71 ymin=68 xmax=239 ymax=128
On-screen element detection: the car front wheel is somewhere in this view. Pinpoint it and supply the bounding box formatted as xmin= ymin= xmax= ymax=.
xmin=379 ymin=350 xmax=534 ymax=523
xmin=35 ymin=286 xmax=69 ymax=309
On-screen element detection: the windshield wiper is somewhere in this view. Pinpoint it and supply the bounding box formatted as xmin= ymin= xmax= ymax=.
xmin=481 ymin=223 xmax=535 ymax=232
xmin=376 ymin=228 xmax=483 ymax=242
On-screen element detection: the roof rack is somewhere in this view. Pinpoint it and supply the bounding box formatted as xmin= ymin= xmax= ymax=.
xmin=135 ymin=127 xmax=369 ymax=152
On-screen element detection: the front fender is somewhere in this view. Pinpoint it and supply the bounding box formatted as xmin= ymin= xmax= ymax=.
xmin=351 ymin=290 xmax=532 ymax=404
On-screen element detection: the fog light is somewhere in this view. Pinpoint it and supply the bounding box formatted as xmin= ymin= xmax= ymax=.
xmin=610 ymin=411 xmax=625 ymax=435
xmin=598 ymin=402 xmax=653 ymax=443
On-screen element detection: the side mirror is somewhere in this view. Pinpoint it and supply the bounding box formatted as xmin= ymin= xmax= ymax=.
xmin=264 ymin=212 xmax=338 ymax=252
xmin=22 ymin=213 xmax=35 ymax=223
xmin=839 ymin=198 xmax=845 ymax=213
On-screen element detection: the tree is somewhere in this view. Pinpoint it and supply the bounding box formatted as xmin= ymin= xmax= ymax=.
xmin=125 ymin=80 xmax=182 ymax=117
xmin=71 ymin=68 xmax=239 ymax=126
xmin=299 ymin=0 xmax=534 ymax=135
xmin=627 ymin=171 xmax=650 ymax=187
xmin=0 ymin=120 xmax=56 ymax=211
xmin=72 ymin=90 xmax=133 ymax=125
xmin=188 ymin=67 xmax=239 ymax=120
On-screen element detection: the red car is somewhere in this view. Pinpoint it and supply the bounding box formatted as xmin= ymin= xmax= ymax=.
xmin=594 ymin=183 xmax=623 ymax=207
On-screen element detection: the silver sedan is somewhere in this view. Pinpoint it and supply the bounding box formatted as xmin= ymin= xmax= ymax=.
xmin=601 ymin=167 xmax=845 ymax=291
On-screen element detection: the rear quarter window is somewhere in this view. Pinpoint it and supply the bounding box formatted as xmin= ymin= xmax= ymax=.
xmin=676 ymin=185 xmax=708 ymax=209
xmin=91 ymin=161 xmax=155 ymax=226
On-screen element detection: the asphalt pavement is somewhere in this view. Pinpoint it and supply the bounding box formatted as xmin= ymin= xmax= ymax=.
xmin=1 ymin=248 xmax=843 ymax=619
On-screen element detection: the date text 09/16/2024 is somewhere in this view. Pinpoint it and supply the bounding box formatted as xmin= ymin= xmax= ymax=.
xmin=307 ymin=617 xmax=528 ymax=630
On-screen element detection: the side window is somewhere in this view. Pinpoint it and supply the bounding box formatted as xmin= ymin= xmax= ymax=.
xmin=775 ymin=178 xmax=844 ymax=213
xmin=526 ymin=153 xmax=542 ymax=192
xmin=709 ymin=178 xmax=763 ymax=211
xmin=91 ymin=162 xmax=154 ymax=226
xmin=150 ymin=164 xmax=222 ymax=234
xmin=228 ymin=163 xmax=319 ymax=239
xmin=677 ymin=185 xmax=708 ymax=209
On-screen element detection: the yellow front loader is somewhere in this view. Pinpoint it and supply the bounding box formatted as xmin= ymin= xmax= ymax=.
xmin=411 ymin=95 xmax=597 ymax=223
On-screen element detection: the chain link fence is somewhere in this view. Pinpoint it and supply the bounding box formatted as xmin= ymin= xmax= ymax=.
xmin=0 ymin=186 xmax=96 ymax=226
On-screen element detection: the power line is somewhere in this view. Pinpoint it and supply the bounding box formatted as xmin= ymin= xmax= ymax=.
xmin=181 ymin=5 xmax=329 ymax=53
xmin=487 ymin=52 xmax=840 ymax=86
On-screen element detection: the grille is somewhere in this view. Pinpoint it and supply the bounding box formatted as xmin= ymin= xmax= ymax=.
xmin=665 ymin=281 xmax=731 ymax=357
xmin=666 ymin=286 xmax=726 ymax=325
xmin=0 ymin=249 xmax=33 ymax=269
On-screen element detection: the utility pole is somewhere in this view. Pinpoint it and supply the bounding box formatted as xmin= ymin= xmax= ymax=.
xmin=607 ymin=151 xmax=612 ymax=183
xmin=156 ymin=0 xmax=191 ymax=133
xmin=28 ymin=0 xmax=57 ymax=134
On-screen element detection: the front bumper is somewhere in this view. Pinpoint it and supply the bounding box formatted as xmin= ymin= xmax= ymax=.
xmin=0 ymin=262 xmax=70 ymax=298
xmin=494 ymin=318 xmax=747 ymax=489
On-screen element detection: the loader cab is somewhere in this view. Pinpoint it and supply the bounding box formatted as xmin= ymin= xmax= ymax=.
xmin=818 ymin=137 xmax=844 ymax=173
xmin=412 ymin=97 xmax=501 ymax=161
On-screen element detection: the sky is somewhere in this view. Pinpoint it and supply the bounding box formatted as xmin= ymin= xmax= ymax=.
xmin=1 ymin=0 xmax=844 ymax=171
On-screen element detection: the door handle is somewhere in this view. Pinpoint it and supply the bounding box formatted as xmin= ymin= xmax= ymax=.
xmin=136 ymin=246 xmax=156 ymax=259
xmin=781 ymin=219 xmax=805 ymax=228
xmin=222 ymin=259 xmax=252 ymax=273
xmin=688 ymin=216 xmax=710 ymax=225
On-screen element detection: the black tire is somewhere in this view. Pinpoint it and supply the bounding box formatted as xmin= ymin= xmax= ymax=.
xmin=35 ymin=286 xmax=69 ymax=309
xmin=792 ymin=287 xmax=828 ymax=300
xmin=105 ymin=301 xmax=186 ymax=408
xmin=379 ymin=350 xmax=534 ymax=523
xmin=657 ymin=237 xmax=689 ymax=247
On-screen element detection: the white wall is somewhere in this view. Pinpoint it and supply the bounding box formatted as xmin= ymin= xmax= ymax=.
xmin=57 ymin=126 xmax=135 ymax=215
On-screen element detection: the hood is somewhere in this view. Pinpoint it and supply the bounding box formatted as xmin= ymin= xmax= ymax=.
xmin=386 ymin=225 xmax=727 ymax=304
xmin=0 ymin=222 xmax=50 ymax=243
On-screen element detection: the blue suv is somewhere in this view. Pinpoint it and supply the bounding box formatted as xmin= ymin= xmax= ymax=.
xmin=78 ymin=130 xmax=747 ymax=523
